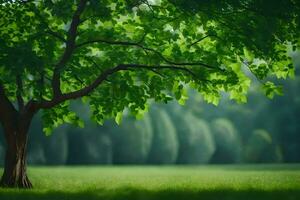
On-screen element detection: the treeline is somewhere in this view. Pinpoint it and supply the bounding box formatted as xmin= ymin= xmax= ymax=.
xmin=0 ymin=55 xmax=299 ymax=165
xmin=0 ymin=77 xmax=299 ymax=165
xmin=4 ymin=105 xmax=218 ymax=165
xmin=0 ymin=102 xmax=285 ymax=165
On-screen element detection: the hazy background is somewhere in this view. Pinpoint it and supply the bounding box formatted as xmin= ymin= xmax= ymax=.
xmin=0 ymin=53 xmax=299 ymax=166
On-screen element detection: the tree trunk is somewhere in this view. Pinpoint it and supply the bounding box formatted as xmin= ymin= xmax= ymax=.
xmin=0 ymin=117 xmax=33 ymax=188
xmin=1 ymin=82 xmax=38 ymax=188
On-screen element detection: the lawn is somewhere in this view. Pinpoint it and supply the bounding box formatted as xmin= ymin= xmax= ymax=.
xmin=0 ymin=164 xmax=300 ymax=200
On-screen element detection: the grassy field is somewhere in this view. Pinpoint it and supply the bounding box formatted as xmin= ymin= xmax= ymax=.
xmin=0 ymin=164 xmax=300 ymax=200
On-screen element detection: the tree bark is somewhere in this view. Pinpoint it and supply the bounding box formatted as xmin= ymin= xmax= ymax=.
xmin=0 ymin=115 xmax=33 ymax=188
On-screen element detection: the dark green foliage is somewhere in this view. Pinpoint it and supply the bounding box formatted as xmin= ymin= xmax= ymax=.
xmin=110 ymin=114 xmax=153 ymax=164
xmin=255 ymin=76 xmax=300 ymax=162
xmin=245 ymin=129 xmax=283 ymax=163
xmin=147 ymin=108 xmax=178 ymax=164
xmin=27 ymin=115 xmax=68 ymax=165
xmin=66 ymin=102 xmax=113 ymax=165
xmin=1 ymin=0 xmax=299 ymax=135
xmin=0 ymin=1 xmax=299 ymax=176
xmin=43 ymin=126 xmax=68 ymax=165
xmin=210 ymin=118 xmax=242 ymax=163
xmin=27 ymin=143 xmax=46 ymax=165
xmin=167 ymin=107 xmax=215 ymax=164
xmin=27 ymin=116 xmax=46 ymax=165
xmin=95 ymin=134 xmax=113 ymax=164
xmin=67 ymin=126 xmax=112 ymax=165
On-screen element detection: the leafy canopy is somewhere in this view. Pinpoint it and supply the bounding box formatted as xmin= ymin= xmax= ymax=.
xmin=0 ymin=0 xmax=299 ymax=134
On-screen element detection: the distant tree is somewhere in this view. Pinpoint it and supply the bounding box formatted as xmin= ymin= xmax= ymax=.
xmin=253 ymin=78 xmax=300 ymax=162
xmin=110 ymin=114 xmax=153 ymax=164
xmin=210 ymin=118 xmax=242 ymax=163
xmin=147 ymin=108 xmax=178 ymax=164
xmin=43 ymin=126 xmax=69 ymax=165
xmin=27 ymin=114 xmax=68 ymax=165
xmin=67 ymin=126 xmax=112 ymax=165
xmin=0 ymin=0 xmax=299 ymax=187
xmin=245 ymin=129 xmax=283 ymax=163
xmin=27 ymin=143 xmax=46 ymax=165
xmin=166 ymin=107 xmax=215 ymax=164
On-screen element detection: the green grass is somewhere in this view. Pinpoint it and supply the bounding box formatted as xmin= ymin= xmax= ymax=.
xmin=0 ymin=164 xmax=300 ymax=200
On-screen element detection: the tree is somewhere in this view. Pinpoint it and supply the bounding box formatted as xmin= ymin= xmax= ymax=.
xmin=110 ymin=114 xmax=152 ymax=164
xmin=147 ymin=108 xmax=178 ymax=164
xmin=165 ymin=105 xmax=215 ymax=164
xmin=245 ymin=129 xmax=283 ymax=163
xmin=210 ymin=118 xmax=241 ymax=163
xmin=176 ymin=114 xmax=215 ymax=164
xmin=43 ymin=126 xmax=69 ymax=165
xmin=0 ymin=0 xmax=299 ymax=188
xmin=67 ymin=127 xmax=112 ymax=164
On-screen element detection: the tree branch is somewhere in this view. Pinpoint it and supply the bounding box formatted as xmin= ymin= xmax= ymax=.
xmin=0 ymin=82 xmax=18 ymax=124
xmin=76 ymin=38 xmax=222 ymax=71
xmin=45 ymin=30 xmax=67 ymax=43
xmin=140 ymin=46 xmax=219 ymax=70
xmin=120 ymin=64 xmax=200 ymax=78
xmin=20 ymin=0 xmax=34 ymax=3
xmin=40 ymin=64 xmax=125 ymax=109
xmin=187 ymin=35 xmax=216 ymax=47
xmin=76 ymin=39 xmax=139 ymax=48
xmin=37 ymin=63 xmax=207 ymax=109
xmin=51 ymin=0 xmax=88 ymax=98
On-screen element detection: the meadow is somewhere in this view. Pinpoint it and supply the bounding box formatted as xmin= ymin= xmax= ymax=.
xmin=0 ymin=164 xmax=300 ymax=200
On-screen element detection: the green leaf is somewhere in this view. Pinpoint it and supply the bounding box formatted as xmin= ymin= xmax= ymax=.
xmin=115 ymin=112 xmax=123 ymax=125
xmin=243 ymin=48 xmax=254 ymax=63
xmin=202 ymin=92 xmax=220 ymax=106
xmin=0 ymin=0 xmax=297 ymax=133
xmin=178 ymin=88 xmax=188 ymax=105
xmin=43 ymin=127 xmax=53 ymax=136
xmin=77 ymin=119 xmax=85 ymax=128
xmin=262 ymin=82 xmax=283 ymax=99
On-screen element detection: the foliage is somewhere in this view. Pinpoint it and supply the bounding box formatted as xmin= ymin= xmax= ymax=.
xmin=147 ymin=107 xmax=178 ymax=164
xmin=245 ymin=129 xmax=283 ymax=163
xmin=26 ymin=115 xmax=69 ymax=165
xmin=43 ymin=126 xmax=69 ymax=165
xmin=2 ymin=71 xmax=300 ymax=165
xmin=0 ymin=0 xmax=299 ymax=133
xmin=109 ymin=113 xmax=153 ymax=164
xmin=210 ymin=118 xmax=242 ymax=163
xmin=27 ymin=116 xmax=47 ymax=165
xmin=27 ymin=143 xmax=46 ymax=165
xmin=67 ymin=126 xmax=112 ymax=164
xmin=254 ymin=75 xmax=300 ymax=162
xmin=190 ymin=52 xmax=300 ymax=163
xmin=1 ymin=90 xmax=299 ymax=165
xmin=168 ymin=108 xmax=215 ymax=164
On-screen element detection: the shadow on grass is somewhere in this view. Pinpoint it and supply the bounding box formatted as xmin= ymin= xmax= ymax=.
xmin=0 ymin=188 xmax=299 ymax=200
